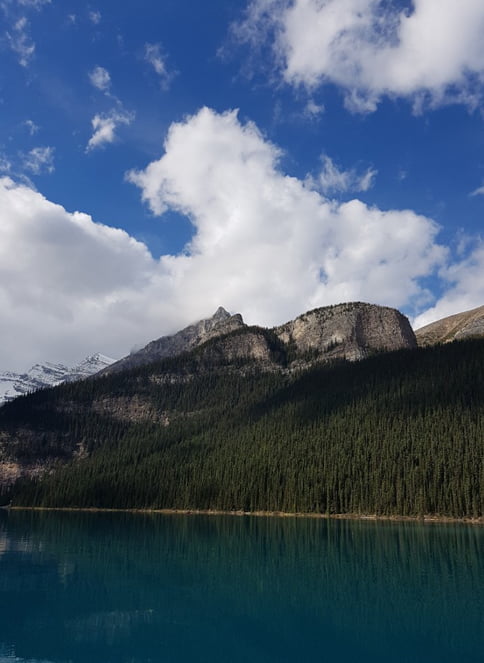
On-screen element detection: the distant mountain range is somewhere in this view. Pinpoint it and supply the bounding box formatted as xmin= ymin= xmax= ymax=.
xmin=0 ymin=354 xmax=115 ymax=405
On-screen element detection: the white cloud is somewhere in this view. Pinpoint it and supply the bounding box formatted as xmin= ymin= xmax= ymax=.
xmin=24 ymin=119 xmax=39 ymax=134
xmin=3 ymin=109 xmax=471 ymax=372
xmin=413 ymin=241 xmax=484 ymax=328
xmin=0 ymin=155 xmax=11 ymax=173
xmin=304 ymin=99 xmax=325 ymax=118
xmin=144 ymin=43 xmax=174 ymax=89
xmin=17 ymin=0 xmax=50 ymax=7
xmin=315 ymin=154 xmax=377 ymax=195
xmin=127 ymin=107 xmax=445 ymax=325
xmin=86 ymin=109 xmax=134 ymax=152
xmin=6 ymin=15 xmax=35 ymax=66
xmin=470 ymin=184 xmax=484 ymax=196
xmin=22 ymin=146 xmax=54 ymax=174
xmin=234 ymin=0 xmax=484 ymax=112
xmin=89 ymin=9 xmax=101 ymax=24
xmin=89 ymin=65 xmax=111 ymax=92
xmin=0 ymin=176 xmax=161 ymax=369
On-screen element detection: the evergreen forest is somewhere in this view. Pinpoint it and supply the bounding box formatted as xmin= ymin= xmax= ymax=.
xmin=1 ymin=337 xmax=483 ymax=518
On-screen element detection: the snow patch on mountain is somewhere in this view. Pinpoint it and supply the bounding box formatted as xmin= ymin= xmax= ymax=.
xmin=0 ymin=353 xmax=115 ymax=405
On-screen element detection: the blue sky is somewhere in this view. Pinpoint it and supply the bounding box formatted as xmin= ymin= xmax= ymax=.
xmin=1 ymin=0 xmax=484 ymax=369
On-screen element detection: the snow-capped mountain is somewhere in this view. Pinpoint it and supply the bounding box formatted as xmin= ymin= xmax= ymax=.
xmin=0 ymin=353 xmax=115 ymax=405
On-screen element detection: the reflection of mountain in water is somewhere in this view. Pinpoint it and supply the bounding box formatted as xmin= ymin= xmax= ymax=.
xmin=0 ymin=511 xmax=483 ymax=663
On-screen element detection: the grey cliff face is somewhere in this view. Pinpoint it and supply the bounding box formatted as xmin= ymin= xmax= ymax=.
xmin=274 ymin=302 xmax=416 ymax=363
xmin=101 ymin=307 xmax=247 ymax=375
xmin=415 ymin=304 xmax=484 ymax=347
xmin=101 ymin=302 xmax=417 ymax=377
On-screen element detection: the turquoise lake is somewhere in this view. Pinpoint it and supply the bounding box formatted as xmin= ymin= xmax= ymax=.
xmin=0 ymin=511 xmax=482 ymax=662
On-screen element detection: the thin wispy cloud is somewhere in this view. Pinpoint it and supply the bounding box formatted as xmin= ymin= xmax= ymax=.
xmin=144 ymin=42 xmax=174 ymax=88
xmin=315 ymin=155 xmax=377 ymax=196
xmin=6 ymin=16 xmax=35 ymax=66
xmin=22 ymin=145 xmax=55 ymax=174
xmin=89 ymin=9 xmax=101 ymax=25
xmin=24 ymin=119 xmax=39 ymax=134
xmin=0 ymin=155 xmax=12 ymax=173
xmin=89 ymin=65 xmax=111 ymax=93
xmin=470 ymin=184 xmax=484 ymax=197
xmin=17 ymin=0 xmax=51 ymax=8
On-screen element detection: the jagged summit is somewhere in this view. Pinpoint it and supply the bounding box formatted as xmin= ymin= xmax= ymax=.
xmin=101 ymin=302 xmax=416 ymax=377
xmin=212 ymin=306 xmax=231 ymax=321
xmin=101 ymin=307 xmax=246 ymax=375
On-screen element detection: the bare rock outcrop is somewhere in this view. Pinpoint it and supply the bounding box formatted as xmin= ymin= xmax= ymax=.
xmin=275 ymin=302 xmax=416 ymax=363
xmin=415 ymin=304 xmax=484 ymax=347
xmin=102 ymin=302 xmax=416 ymax=377
xmin=102 ymin=307 xmax=246 ymax=375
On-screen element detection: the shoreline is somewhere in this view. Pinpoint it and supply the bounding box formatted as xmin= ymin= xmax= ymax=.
xmin=8 ymin=505 xmax=484 ymax=525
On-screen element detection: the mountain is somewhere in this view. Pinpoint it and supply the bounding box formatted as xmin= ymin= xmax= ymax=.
xmin=4 ymin=302 xmax=483 ymax=520
xmin=415 ymin=304 xmax=484 ymax=346
xmin=1 ymin=332 xmax=482 ymax=518
xmin=101 ymin=306 xmax=246 ymax=375
xmin=0 ymin=301 xmax=428 ymax=504
xmin=0 ymin=353 xmax=115 ymax=406
xmin=274 ymin=302 xmax=416 ymax=362
xmin=103 ymin=302 xmax=416 ymax=375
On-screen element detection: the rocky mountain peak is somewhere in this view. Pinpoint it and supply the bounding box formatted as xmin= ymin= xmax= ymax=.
xmin=212 ymin=306 xmax=231 ymax=322
xmin=101 ymin=308 xmax=247 ymax=375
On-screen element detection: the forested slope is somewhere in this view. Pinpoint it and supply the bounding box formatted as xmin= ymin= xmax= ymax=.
xmin=1 ymin=338 xmax=483 ymax=518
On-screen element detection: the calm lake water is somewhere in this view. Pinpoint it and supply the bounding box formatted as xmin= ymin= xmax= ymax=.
xmin=0 ymin=511 xmax=482 ymax=663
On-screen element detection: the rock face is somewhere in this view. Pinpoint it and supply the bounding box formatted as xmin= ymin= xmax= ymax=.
xmin=0 ymin=354 xmax=115 ymax=406
xmin=274 ymin=302 xmax=416 ymax=362
xmin=415 ymin=304 xmax=484 ymax=347
xmin=103 ymin=302 xmax=416 ymax=376
xmin=101 ymin=307 xmax=247 ymax=375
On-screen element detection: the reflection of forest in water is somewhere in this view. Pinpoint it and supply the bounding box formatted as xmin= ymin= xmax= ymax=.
xmin=0 ymin=511 xmax=483 ymax=663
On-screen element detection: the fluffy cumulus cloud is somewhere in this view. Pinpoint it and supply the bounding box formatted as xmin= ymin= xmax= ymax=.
xmin=0 ymin=176 xmax=164 ymax=368
xmin=127 ymin=107 xmax=445 ymax=325
xmin=234 ymin=0 xmax=484 ymax=111
xmin=86 ymin=109 xmax=134 ymax=151
xmin=1 ymin=109 xmax=464 ymax=371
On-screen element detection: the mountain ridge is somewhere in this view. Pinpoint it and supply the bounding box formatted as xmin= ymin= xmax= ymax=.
xmin=415 ymin=304 xmax=484 ymax=346
xmin=0 ymin=353 xmax=115 ymax=406
xmin=101 ymin=301 xmax=416 ymax=376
